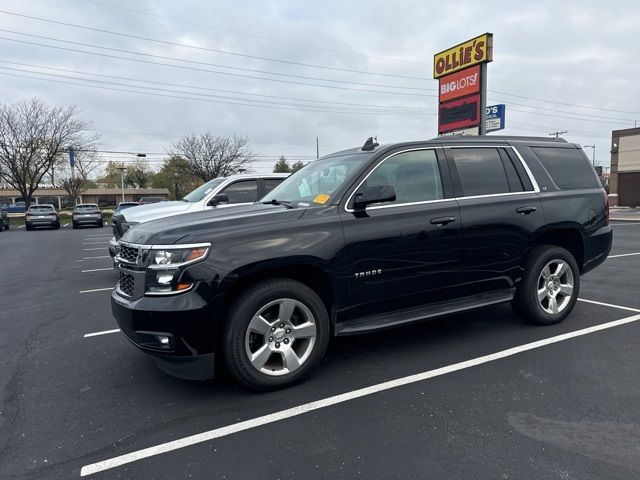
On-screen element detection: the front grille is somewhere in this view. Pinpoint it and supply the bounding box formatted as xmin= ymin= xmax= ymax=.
xmin=119 ymin=244 xmax=139 ymax=264
xmin=118 ymin=271 xmax=135 ymax=297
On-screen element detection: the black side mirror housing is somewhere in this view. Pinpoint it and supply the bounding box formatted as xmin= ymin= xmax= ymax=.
xmin=353 ymin=184 xmax=396 ymax=210
xmin=208 ymin=193 xmax=229 ymax=206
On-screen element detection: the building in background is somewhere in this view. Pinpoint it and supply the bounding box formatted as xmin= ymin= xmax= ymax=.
xmin=0 ymin=187 xmax=170 ymax=209
xmin=610 ymin=127 xmax=640 ymax=207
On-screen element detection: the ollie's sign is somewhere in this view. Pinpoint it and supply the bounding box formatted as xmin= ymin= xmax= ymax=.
xmin=433 ymin=33 xmax=493 ymax=79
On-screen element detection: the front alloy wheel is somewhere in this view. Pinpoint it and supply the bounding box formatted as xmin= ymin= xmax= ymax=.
xmin=245 ymin=298 xmax=317 ymax=376
xmin=223 ymin=279 xmax=329 ymax=390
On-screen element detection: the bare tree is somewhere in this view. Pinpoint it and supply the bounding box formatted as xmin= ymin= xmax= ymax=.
xmin=0 ymin=98 xmax=99 ymax=206
xmin=61 ymin=176 xmax=89 ymax=206
xmin=73 ymin=148 xmax=102 ymax=180
xmin=168 ymin=133 xmax=253 ymax=181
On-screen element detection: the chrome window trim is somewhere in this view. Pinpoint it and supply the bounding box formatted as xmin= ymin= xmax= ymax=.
xmin=343 ymin=145 xmax=540 ymax=213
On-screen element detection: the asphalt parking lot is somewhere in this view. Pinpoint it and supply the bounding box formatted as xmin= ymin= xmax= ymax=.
xmin=1 ymin=222 xmax=640 ymax=480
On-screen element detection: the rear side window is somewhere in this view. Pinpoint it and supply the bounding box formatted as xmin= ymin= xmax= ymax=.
xmin=449 ymin=148 xmax=513 ymax=196
xmin=532 ymin=147 xmax=599 ymax=189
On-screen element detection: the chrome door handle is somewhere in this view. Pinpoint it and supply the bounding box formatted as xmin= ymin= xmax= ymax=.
xmin=516 ymin=206 xmax=537 ymax=215
xmin=430 ymin=216 xmax=456 ymax=226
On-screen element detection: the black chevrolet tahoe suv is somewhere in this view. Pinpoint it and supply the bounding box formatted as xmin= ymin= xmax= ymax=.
xmin=112 ymin=136 xmax=612 ymax=390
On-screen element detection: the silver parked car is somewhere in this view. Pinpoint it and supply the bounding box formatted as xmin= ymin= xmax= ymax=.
xmin=108 ymin=173 xmax=288 ymax=259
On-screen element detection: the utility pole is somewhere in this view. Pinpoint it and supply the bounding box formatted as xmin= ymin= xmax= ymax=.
xmin=584 ymin=144 xmax=596 ymax=166
xmin=117 ymin=166 xmax=127 ymax=204
xmin=549 ymin=130 xmax=567 ymax=139
xmin=316 ymin=137 xmax=319 ymax=159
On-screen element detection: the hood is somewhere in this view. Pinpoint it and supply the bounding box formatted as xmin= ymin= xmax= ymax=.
xmin=118 ymin=201 xmax=200 ymax=223
xmin=121 ymin=203 xmax=306 ymax=245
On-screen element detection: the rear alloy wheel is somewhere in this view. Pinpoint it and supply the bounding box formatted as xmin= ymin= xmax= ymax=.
xmin=513 ymin=245 xmax=580 ymax=325
xmin=222 ymin=279 xmax=329 ymax=390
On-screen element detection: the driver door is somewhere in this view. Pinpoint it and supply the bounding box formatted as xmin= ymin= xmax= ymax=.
xmin=339 ymin=147 xmax=463 ymax=318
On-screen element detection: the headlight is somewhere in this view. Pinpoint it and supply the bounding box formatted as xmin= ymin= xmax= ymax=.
xmin=148 ymin=246 xmax=210 ymax=269
xmin=144 ymin=243 xmax=211 ymax=295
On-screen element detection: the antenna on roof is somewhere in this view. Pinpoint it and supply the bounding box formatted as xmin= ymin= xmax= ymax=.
xmin=362 ymin=137 xmax=379 ymax=151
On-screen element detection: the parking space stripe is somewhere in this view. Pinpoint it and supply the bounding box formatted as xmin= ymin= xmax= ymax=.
xmin=84 ymin=247 xmax=107 ymax=251
xmin=79 ymin=287 xmax=114 ymax=294
xmin=84 ymin=234 xmax=113 ymax=237
xmin=84 ymin=329 xmax=120 ymax=338
xmin=83 ymin=256 xmax=111 ymax=260
xmin=83 ymin=242 xmax=109 ymax=245
xmin=17 ymin=225 xmax=24 ymax=229
xmin=577 ymin=298 xmax=640 ymax=313
xmin=610 ymin=222 xmax=640 ymax=226
xmin=81 ymin=268 xmax=113 ymax=273
xmin=607 ymin=252 xmax=640 ymax=259
xmin=63 ymin=223 xmax=69 ymax=227
xmin=80 ymin=312 xmax=640 ymax=477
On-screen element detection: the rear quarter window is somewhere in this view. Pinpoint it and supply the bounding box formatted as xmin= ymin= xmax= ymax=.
xmin=532 ymin=147 xmax=600 ymax=189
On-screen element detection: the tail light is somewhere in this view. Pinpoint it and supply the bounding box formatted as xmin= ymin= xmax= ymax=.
xmin=601 ymin=189 xmax=609 ymax=225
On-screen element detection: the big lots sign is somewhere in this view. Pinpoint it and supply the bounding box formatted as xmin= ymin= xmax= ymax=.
xmin=439 ymin=65 xmax=480 ymax=102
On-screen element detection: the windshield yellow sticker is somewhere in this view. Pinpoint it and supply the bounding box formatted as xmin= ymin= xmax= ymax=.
xmin=313 ymin=194 xmax=330 ymax=204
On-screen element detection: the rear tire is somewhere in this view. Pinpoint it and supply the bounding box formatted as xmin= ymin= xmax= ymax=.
xmin=5 ymin=221 xmax=9 ymax=230
xmin=25 ymin=225 xmax=32 ymax=231
xmin=72 ymin=222 xmax=78 ymax=229
xmin=222 ymin=278 xmax=330 ymax=391
xmin=512 ymin=245 xmax=580 ymax=325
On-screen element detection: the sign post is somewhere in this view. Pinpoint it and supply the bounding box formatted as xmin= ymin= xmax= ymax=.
xmin=434 ymin=33 xmax=493 ymax=136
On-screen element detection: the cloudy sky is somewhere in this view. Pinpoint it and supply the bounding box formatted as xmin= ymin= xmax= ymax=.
xmin=1 ymin=0 xmax=639 ymax=174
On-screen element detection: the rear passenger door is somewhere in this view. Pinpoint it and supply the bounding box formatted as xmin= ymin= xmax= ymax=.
xmin=444 ymin=146 xmax=544 ymax=294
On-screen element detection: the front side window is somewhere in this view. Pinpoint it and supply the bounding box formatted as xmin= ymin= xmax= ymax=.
xmin=450 ymin=148 xmax=511 ymax=197
xmin=262 ymin=154 xmax=370 ymax=206
xmin=222 ymin=180 xmax=258 ymax=203
xmin=360 ymin=149 xmax=443 ymax=206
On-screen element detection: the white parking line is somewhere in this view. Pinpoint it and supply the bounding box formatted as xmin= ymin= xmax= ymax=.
xmin=83 ymin=256 xmax=111 ymax=260
xmin=607 ymin=252 xmax=640 ymax=259
xmin=63 ymin=223 xmax=69 ymax=227
xmin=577 ymin=298 xmax=640 ymax=313
xmin=80 ymin=312 xmax=640 ymax=477
xmin=84 ymin=234 xmax=113 ymax=237
xmin=84 ymin=247 xmax=107 ymax=251
xmin=81 ymin=268 xmax=113 ymax=273
xmin=610 ymin=222 xmax=640 ymax=226
xmin=83 ymin=242 xmax=109 ymax=245
xmin=84 ymin=329 xmax=120 ymax=338
xmin=79 ymin=287 xmax=114 ymax=294
xmin=17 ymin=225 xmax=24 ymax=229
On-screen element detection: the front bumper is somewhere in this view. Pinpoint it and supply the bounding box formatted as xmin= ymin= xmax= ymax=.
xmin=111 ymin=288 xmax=217 ymax=380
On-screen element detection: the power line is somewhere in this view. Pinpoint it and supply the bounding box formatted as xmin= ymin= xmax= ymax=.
xmin=0 ymin=61 xmax=429 ymax=112
xmin=0 ymin=30 xmax=432 ymax=92
xmin=0 ymin=71 xmax=429 ymax=116
xmin=0 ymin=10 xmax=431 ymax=81
xmin=86 ymin=0 xmax=430 ymax=67
xmin=0 ymin=36 xmax=435 ymax=98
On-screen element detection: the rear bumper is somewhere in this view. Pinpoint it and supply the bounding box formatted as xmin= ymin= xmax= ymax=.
xmin=26 ymin=219 xmax=58 ymax=227
xmin=111 ymin=288 xmax=217 ymax=380
xmin=583 ymin=225 xmax=613 ymax=274
xmin=74 ymin=217 xmax=103 ymax=225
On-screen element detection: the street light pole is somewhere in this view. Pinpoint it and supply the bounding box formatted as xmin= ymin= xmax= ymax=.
xmin=584 ymin=144 xmax=596 ymax=166
xmin=117 ymin=166 xmax=127 ymax=203
xmin=316 ymin=137 xmax=319 ymax=159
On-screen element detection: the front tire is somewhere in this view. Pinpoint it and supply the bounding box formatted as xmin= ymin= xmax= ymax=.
xmin=222 ymin=278 xmax=330 ymax=390
xmin=513 ymin=245 xmax=580 ymax=325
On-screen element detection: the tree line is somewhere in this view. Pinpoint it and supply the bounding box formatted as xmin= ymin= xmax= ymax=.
xmin=0 ymin=98 xmax=304 ymax=206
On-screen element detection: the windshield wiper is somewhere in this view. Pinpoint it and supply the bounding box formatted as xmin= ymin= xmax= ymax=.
xmin=262 ymin=199 xmax=295 ymax=209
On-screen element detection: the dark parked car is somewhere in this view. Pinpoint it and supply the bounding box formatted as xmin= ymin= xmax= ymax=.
xmin=0 ymin=205 xmax=8 ymax=231
xmin=115 ymin=202 xmax=140 ymax=213
xmin=25 ymin=204 xmax=60 ymax=230
xmin=138 ymin=197 xmax=167 ymax=205
xmin=72 ymin=203 xmax=104 ymax=228
xmin=112 ymin=136 xmax=612 ymax=390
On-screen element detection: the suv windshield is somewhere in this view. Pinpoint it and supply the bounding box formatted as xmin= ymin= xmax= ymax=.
xmin=182 ymin=178 xmax=226 ymax=202
xmin=261 ymin=154 xmax=369 ymax=205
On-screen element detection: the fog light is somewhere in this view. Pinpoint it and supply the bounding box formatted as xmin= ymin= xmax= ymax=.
xmin=157 ymin=335 xmax=170 ymax=346
xmin=156 ymin=272 xmax=174 ymax=285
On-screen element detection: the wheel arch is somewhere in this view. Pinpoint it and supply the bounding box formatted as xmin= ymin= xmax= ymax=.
xmin=532 ymin=226 xmax=585 ymax=273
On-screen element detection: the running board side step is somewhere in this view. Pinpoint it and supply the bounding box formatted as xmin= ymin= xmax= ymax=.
xmin=336 ymin=289 xmax=515 ymax=336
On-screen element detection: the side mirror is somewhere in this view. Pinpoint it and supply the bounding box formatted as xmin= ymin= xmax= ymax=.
xmin=208 ymin=193 xmax=229 ymax=206
xmin=353 ymin=184 xmax=396 ymax=210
